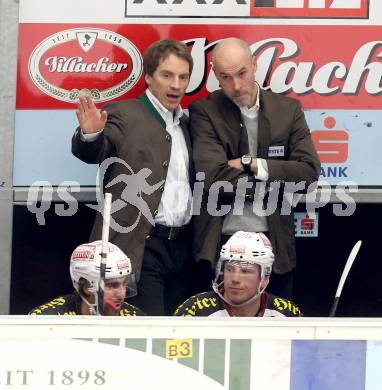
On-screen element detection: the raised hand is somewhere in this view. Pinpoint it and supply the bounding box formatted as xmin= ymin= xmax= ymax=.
xmin=75 ymin=95 xmax=108 ymax=134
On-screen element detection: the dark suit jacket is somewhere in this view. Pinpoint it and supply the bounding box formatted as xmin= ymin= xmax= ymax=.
xmin=72 ymin=94 xmax=194 ymax=276
xmin=189 ymin=88 xmax=320 ymax=274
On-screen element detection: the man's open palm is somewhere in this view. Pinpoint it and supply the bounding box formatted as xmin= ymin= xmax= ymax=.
xmin=76 ymin=95 xmax=107 ymax=134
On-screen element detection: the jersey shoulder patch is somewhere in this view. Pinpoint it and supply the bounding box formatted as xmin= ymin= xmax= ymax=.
xmin=29 ymin=295 xmax=77 ymax=315
xmin=174 ymin=291 xmax=221 ymax=317
xmin=267 ymin=294 xmax=302 ymax=317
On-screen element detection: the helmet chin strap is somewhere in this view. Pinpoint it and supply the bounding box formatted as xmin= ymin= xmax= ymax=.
xmin=79 ymin=292 xmax=101 ymax=316
xmin=212 ymin=280 xmax=266 ymax=309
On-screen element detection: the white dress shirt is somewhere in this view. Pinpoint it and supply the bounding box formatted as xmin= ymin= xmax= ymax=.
xmin=237 ymin=83 xmax=269 ymax=181
xmin=146 ymin=89 xmax=192 ymax=227
xmin=222 ymin=83 xmax=270 ymax=235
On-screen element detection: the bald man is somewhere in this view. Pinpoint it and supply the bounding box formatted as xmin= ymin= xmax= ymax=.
xmin=189 ymin=38 xmax=320 ymax=299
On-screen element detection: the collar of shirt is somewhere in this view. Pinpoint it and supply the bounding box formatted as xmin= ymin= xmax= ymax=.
xmin=145 ymin=88 xmax=183 ymax=127
xmin=238 ymin=82 xmax=260 ymax=119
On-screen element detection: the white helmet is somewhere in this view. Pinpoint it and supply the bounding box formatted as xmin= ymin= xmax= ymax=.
xmin=218 ymin=231 xmax=274 ymax=278
xmin=70 ymin=241 xmax=136 ymax=314
xmin=213 ymin=231 xmax=274 ymax=307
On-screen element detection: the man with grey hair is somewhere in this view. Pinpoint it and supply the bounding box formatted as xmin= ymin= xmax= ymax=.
xmin=189 ymin=37 xmax=320 ymax=299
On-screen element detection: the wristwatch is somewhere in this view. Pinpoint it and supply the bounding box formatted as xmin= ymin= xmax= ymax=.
xmin=241 ymin=154 xmax=253 ymax=173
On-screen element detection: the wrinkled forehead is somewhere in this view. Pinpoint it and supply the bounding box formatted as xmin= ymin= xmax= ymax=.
xmin=213 ymin=54 xmax=252 ymax=74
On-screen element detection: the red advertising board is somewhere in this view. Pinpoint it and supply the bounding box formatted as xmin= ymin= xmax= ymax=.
xmin=17 ymin=24 xmax=382 ymax=110
xmin=251 ymin=0 xmax=369 ymax=18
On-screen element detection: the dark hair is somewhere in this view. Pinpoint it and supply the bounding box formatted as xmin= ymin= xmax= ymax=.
xmin=143 ymin=39 xmax=193 ymax=76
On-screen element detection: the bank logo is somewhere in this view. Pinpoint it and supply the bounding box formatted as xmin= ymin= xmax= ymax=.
xmin=312 ymin=116 xmax=349 ymax=164
xmin=312 ymin=116 xmax=350 ymax=180
xmin=124 ymin=0 xmax=368 ymax=18
xmin=29 ymin=28 xmax=142 ymax=104
xmin=294 ymin=212 xmax=319 ymax=237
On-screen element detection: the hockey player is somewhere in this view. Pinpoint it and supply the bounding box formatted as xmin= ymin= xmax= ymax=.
xmin=30 ymin=241 xmax=145 ymax=316
xmin=174 ymin=231 xmax=301 ymax=317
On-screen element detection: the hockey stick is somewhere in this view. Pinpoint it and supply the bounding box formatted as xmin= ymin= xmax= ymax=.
xmin=98 ymin=192 xmax=112 ymax=315
xmin=329 ymin=240 xmax=362 ymax=317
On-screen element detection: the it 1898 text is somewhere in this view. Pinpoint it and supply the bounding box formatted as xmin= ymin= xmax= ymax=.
xmin=0 ymin=370 xmax=106 ymax=386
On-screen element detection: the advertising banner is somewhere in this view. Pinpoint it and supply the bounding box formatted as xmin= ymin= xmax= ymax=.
xmin=14 ymin=0 xmax=381 ymax=187
xmin=1 ymin=318 xmax=382 ymax=390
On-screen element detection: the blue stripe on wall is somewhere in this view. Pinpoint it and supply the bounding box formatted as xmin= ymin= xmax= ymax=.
xmin=365 ymin=341 xmax=382 ymax=390
xmin=290 ymin=340 xmax=367 ymax=390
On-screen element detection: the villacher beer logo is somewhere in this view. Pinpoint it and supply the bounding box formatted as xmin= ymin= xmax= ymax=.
xmin=28 ymin=28 xmax=143 ymax=103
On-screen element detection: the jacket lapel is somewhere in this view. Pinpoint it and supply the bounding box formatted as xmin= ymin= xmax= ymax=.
xmin=180 ymin=115 xmax=195 ymax=184
xmin=140 ymin=91 xmax=194 ymax=183
xmin=139 ymin=92 xmax=166 ymax=129
xmin=257 ymin=90 xmax=271 ymax=159
xmin=217 ymin=91 xmax=249 ymax=156
xmin=180 ymin=116 xmax=191 ymax=156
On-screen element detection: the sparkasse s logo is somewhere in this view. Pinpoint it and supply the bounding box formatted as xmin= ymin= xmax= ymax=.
xmin=312 ymin=116 xmax=350 ymax=180
xmin=294 ymin=212 xmax=319 ymax=237
xmin=28 ymin=28 xmax=142 ymax=104
xmin=124 ymin=0 xmax=369 ymax=18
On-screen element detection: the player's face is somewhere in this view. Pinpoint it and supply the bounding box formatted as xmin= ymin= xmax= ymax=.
xmin=103 ymin=276 xmax=127 ymax=315
xmin=223 ymin=261 xmax=262 ymax=305
xmin=213 ymin=50 xmax=258 ymax=109
xmin=145 ymin=53 xmax=190 ymax=112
